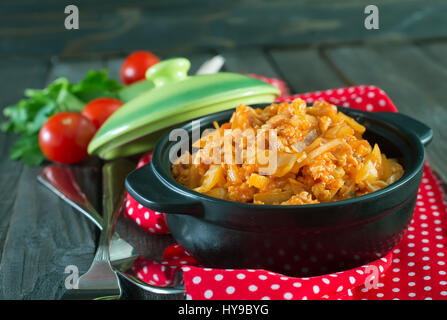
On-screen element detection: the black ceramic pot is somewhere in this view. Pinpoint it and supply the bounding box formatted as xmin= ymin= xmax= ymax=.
xmin=126 ymin=105 xmax=433 ymax=277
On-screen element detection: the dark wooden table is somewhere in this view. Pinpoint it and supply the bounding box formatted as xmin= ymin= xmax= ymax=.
xmin=1 ymin=1 xmax=447 ymax=300
xmin=2 ymin=41 xmax=447 ymax=299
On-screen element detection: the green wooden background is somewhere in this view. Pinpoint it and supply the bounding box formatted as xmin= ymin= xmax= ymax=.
xmin=1 ymin=0 xmax=447 ymax=58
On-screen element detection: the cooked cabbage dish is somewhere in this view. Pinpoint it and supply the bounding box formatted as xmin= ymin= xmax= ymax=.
xmin=171 ymin=99 xmax=404 ymax=205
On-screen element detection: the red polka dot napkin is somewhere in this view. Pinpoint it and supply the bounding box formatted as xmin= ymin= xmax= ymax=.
xmin=124 ymin=152 xmax=170 ymax=234
xmin=124 ymin=80 xmax=447 ymax=300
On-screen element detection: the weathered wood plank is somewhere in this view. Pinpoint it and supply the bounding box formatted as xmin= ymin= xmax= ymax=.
xmin=268 ymin=47 xmax=346 ymax=93
xmin=0 ymin=163 xmax=99 ymax=299
xmin=324 ymin=44 xmax=447 ymax=182
xmin=220 ymin=48 xmax=281 ymax=78
xmin=0 ymin=58 xmax=50 ymax=108
xmin=371 ymin=43 xmax=447 ymax=110
xmin=419 ymin=41 xmax=447 ymax=67
xmin=0 ymin=57 xmax=49 ymax=262
xmin=0 ymin=59 xmax=103 ymax=299
xmin=367 ymin=42 xmax=447 ymax=182
xmin=1 ymin=0 xmax=447 ymax=57
xmin=46 ymin=58 xmax=106 ymax=83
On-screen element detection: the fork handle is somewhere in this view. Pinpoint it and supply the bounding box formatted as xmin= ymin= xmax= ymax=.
xmin=97 ymin=160 xmax=136 ymax=262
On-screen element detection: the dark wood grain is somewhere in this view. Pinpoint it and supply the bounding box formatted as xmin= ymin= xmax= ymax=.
xmin=419 ymin=41 xmax=447 ymax=66
xmin=0 ymin=57 xmax=49 ymax=267
xmin=324 ymin=43 xmax=447 ymax=182
xmin=2 ymin=0 xmax=447 ymax=58
xmin=46 ymin=58 xmax=106 ymax=83
xmin=371 ymin=43 xmax=447 ymax=108
xmin=0 ymin=57 xmax=50 ymax=108
xmin=0 ymin=58 xmax=103 ymax=299
xmin=268 ymin=47 xmax=346 ymax=93
xmin=220 ymin=49 xmax=281 ymax=78
xmin=0 ymin=163 xmax=99 ymax=299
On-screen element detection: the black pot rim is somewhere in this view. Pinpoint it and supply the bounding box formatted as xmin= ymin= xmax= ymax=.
xmin=150 ymin=105 xmax=429 ymax=211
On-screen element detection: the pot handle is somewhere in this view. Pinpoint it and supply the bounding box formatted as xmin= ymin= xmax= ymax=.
xmin=125 ymin=163 xmax=203 ymax=216
xmin=373 ymin=112 xmax=433 ymax=146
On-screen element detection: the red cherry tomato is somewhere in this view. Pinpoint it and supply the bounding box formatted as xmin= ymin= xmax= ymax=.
xmin=82 ymin=97 xmax=123 ymax=129
xmin=120 ymin=51 xmax=160 ymax=85
xmin=38 ymin=112 xmax=96 ymax=164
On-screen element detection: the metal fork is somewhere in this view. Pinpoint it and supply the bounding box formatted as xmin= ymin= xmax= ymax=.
xmin=61 ymin=159 xmax=135 ymax=300
xmin=38 ymin=163 xmax=185 ymax=296
xmin=37 ymin=165 xmax=138 ymax=264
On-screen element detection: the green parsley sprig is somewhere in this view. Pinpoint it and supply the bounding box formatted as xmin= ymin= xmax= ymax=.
xmin=1 ymin=70 xmax=122 ymax=166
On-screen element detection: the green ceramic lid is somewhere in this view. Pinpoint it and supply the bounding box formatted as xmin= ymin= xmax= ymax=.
xmin=88 ymin=57 xmax=281 ymax=159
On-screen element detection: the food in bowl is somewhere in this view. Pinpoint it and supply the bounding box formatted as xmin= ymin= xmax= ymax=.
xmin=127 ymin=101 xmax=431 ymax=275
xmin=171 ymin=99 xmax=404 ymax=205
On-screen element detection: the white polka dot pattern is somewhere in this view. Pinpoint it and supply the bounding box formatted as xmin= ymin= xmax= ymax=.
xmin=124 ymin=152 xmax=170 ymax=235
xmin=181 ymin=255 xmax=391 ymax=300
xmin=354 ymin=164 xmax=447 ymax=300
